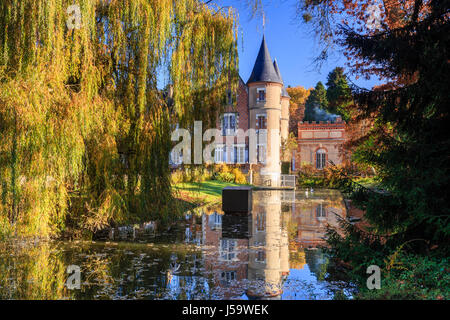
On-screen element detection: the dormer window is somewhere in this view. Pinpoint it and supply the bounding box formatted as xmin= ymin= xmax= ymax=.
xmin=257 ymin=88 xmax=266 ymax=102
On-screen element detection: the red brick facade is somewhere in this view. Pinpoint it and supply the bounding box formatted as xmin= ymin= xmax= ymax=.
xmin=215 ymin=77 xmax=249 ymax=143
xmin=294 ymin=118 xmax=346 ymax=171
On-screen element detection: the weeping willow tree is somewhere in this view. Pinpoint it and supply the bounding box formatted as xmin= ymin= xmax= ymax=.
xmin=0 ymin=0 xmax=239 ymax=238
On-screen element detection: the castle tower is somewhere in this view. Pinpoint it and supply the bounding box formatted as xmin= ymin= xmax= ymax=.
xmin=247 ymin=36 xmax=283 ymax=186
xmin=273 ymin=60 xmax=291 ymax=162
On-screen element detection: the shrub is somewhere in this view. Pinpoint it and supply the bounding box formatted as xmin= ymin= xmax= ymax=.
xmin=299 ymin=163 xmax=317 ymax=176
xmin=212 ymin=165 xmax=247 ymax=184
xmin=356 ymin=253 xmax=450 ymax=300
xmin=217 ymin=172 xmax=235 ymax=183
xmin=297 ymin=163 xmax=361 ymax=189
xmin=281 ymin=162 xmax=290 ymax=174
xmin=0 ymin=214 xmax=12 ymax=240
xmin=201 ymin=170 xmax=212 ymax=182
xmin=220 ymin=163 xmax=232 ymax=173
xmin=232 ymin=168 xmax=247 ymax=184
xmin=212 ymin=163 xmax=230 ymax=180
xmin=191 ymin=167 xmax=204 ymax=183
xmin=170 ymin=170 xmax=184 ymax=184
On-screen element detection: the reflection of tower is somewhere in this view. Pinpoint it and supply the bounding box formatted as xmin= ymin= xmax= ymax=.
xmin=280 ymin=229 xmax=290 ymax=278
xmin=247 ymin=190 xmax=289 ymax=299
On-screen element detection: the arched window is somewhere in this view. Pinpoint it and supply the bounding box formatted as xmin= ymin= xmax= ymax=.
xmin=316 ymin=149 xmax=327 ymax=169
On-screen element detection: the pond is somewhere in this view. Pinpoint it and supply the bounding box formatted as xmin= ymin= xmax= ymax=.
xmin=0 ymin=189 xmax=355 ymax=300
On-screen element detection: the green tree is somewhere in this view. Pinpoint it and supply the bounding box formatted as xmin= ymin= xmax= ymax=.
xmin=326 ymin=67 xmax=352 ymax=121
xmin=304 ymin=81 xmax=328 ymax=121
xmin=286 ymin=85 xmax=311 ymax=135
xmin=0 ymin=0 xmax=238 ymax=237
xmin=326 ymin=0 xmax=450 ymax=266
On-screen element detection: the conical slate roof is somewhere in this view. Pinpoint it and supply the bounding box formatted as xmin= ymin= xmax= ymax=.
xmin=273 ymin=59 xmax=290 ymax=98
xmin=247 ymin=36 xmax=283 ymax=85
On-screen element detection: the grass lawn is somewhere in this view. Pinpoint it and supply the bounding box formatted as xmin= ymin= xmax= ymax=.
xmin=173 ymin=180 xmax=249 ymax=207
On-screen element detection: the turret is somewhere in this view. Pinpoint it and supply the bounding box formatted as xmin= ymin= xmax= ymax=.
xmin=247 ymin=36 xmax=283 ymax=186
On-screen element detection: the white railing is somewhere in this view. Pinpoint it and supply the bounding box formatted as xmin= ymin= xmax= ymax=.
xmin=281 ymin=174 xmax=296 ymax=188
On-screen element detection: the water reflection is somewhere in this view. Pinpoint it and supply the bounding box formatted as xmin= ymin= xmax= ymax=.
xmin=0 ymin=189 xmax=352 ymax=300
xmin=201 ymin=189 xmax=347 ymax=300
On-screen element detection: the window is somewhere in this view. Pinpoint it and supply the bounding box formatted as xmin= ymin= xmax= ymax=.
xmin=256 ymin=250 xmax=266 ymax=262
xmin=210 ymin=212 xmax=222 ymax=229
xmin=227 ymin=90 xmax=233 ymax=105
xmin=220 ymin=271 xmax=236 ymax=286
xmin=257 ymin=88 xmax=266 ymax=102
xmin=257 ymin=145 xmax=266 ymax=163
xmin=316 ymin=149 xmax=327 ymax=169
xmin=215 ymin=146 xmax=224 ymax=163
xmin=316 ymin=204 xmax=327 ymax=218
xmin=256 ymin=114 xmax=267 ymax=164
xmin=234 ymin=145 xmax=245 ymax=164
xmin=225 ymin=145 xmax=233 ymax=164
xmin=220 ymin=239 xmax=237 ymax=261
xmin=222 ymin=113 xmax=236 ymax=136
xmin=256 ymin=114 xmax=267 ymax=130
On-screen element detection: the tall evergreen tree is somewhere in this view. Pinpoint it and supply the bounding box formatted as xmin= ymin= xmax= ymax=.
xmin=329 ymin=0 xmax=450 ymax=260
xmin=304 ymin=81 xmax=328 ymax=121
xmin=326 ymin=67 xmax=352 ymax=121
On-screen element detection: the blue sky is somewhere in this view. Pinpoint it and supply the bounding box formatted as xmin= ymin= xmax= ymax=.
xmin=215 ymin=0 xmax=382 ymax=90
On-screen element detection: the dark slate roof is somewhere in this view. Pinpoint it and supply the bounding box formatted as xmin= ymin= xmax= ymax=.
xmin=247 ymin=36 xmax=283 ymax=85
xmin=273 ymin=59 xmax=290 ymax=98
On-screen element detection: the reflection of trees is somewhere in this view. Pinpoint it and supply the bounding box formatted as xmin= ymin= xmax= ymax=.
xmin=289 ymin=250 xmax=306 ymax=270
xmin=0 ymin=243 xmax=69 ymax=299
xmin=305 ymin=250 xmax=329 ymax=282
xmin=0 ymin=241 xmax=204 ymax=300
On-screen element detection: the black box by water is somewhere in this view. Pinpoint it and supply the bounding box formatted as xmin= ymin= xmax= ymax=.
xmin=222 ymin=186 xmax=252 ymax=214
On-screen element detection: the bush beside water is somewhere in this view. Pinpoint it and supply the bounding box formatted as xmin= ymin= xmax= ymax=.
xmin=171 ymin=164 xmax=248 ymax=185
xmin=357 ymin=253 xmax=449 ymax=300
xmin=296 ymin=163 xmax=378 ymax=189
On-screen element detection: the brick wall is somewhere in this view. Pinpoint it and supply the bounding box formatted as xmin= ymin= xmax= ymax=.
xmin=215 ymin=77 xmax=249 ymax=144
xmin=295 ymin=118 xmax=346 ymax=170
